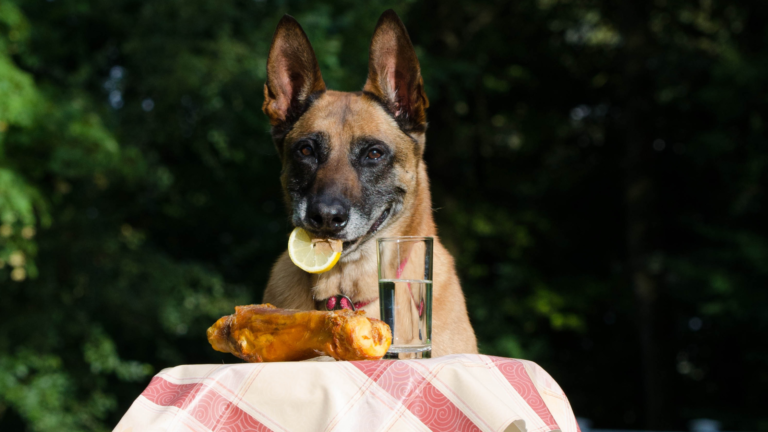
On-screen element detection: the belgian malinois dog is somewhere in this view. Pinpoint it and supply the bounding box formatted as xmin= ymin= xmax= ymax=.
xmin=261 ymin=10 xmax=478 ymax=356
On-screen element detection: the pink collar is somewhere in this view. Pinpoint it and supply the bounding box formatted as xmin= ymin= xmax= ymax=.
xmin=315 ymin=295 xmax=376 ymax=311
xmin=314 ymin=256 xmax=409 ymax=312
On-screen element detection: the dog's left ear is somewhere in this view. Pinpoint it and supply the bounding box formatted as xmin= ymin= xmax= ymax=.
xmin=363 ymin=10 xmax=429 ymax=133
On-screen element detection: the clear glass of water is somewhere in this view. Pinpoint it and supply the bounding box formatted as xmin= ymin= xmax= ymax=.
xmin=377 ymin=237 xmax=433 ymax=359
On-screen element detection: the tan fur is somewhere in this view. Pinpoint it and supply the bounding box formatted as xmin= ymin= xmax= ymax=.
xmin=261 ymin=11 xmax=478 ymax=356
xmin=263 ymin=91 xmax=478 ymax=356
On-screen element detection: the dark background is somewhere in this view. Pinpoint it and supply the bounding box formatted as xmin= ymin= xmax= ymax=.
xmin=1 ymin=0 xmax=766 ymax=430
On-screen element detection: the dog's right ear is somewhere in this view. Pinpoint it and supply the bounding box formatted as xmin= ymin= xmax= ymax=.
xmin=262 ymin=15 xmax=326 ymax=129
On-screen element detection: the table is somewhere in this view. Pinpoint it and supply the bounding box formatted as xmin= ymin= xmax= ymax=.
xmin=114 ymin=354 xmax=578 ymax=432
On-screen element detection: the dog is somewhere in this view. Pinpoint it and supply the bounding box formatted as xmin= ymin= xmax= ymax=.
xmin=261 ymin=10 xmax=478 ymax=356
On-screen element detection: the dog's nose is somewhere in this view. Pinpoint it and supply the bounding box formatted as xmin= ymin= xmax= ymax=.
xmin=307 ymin=199 xmax=349 ymax=233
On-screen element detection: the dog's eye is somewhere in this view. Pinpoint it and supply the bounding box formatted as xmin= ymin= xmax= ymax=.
xmin=299 ymin=145 xmax=314 ymax=157
xmin=367 ymin=149 xmax=383 ymax=160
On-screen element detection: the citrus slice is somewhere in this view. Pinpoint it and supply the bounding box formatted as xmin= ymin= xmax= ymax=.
xmin=287 ymin=227 xmax=342 ymax=274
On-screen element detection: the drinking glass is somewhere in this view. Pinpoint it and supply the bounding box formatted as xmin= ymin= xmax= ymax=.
xmin=377 ymin=237 xmax=433 ymax=359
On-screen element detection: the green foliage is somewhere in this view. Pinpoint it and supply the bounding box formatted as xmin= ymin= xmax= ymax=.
xmin=83 ymin=329 xmax=153 ymax=381
xmin=0 ymin=350 xmax=115 ymax=432
xmin=0 ymin=0 xmax=767 ymax=430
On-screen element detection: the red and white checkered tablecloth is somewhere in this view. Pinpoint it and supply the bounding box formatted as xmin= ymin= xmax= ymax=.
xmin=114 ymin=354 xmax=578 ymax=432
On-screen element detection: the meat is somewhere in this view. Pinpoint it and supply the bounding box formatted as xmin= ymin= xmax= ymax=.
xmin=207 ymin=304 xmax=392 ymax=362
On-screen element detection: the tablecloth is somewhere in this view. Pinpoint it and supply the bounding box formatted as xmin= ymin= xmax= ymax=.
xmin=113 ymin=354 xmax=578 ymax=432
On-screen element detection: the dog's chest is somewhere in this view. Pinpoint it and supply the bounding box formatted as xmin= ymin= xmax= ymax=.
xmin=310 ymin=244 xmax=379 ymax=303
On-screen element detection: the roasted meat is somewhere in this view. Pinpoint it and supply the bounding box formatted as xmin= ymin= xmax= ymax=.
xmin=207 ymin=304 xmax=392 ymax=362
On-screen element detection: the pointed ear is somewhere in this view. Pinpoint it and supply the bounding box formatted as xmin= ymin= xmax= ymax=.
xmin=363 ymin=10 xmax=429 ymax=133
xmin=262 ymin=15 xmax=326 ymax=128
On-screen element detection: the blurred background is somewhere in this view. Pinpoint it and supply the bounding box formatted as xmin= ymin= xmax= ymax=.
xmin=1 ymin=0 xmax=766 ymax=430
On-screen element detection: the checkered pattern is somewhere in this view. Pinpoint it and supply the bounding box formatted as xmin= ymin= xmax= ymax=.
xmin=114 ymin=354 xmax=578 ymax=432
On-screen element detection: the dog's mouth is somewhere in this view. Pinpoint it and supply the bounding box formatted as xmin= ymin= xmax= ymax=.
xmin=342 ymin=207 xmax=391 ymax=251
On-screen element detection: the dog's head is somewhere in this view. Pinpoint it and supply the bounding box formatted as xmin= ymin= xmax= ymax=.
xmin=262 ymin=10 xmax=429 ymax=257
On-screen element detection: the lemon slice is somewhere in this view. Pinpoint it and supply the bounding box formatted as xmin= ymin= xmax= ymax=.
xmin=288 ymin=227 xmax=342 ymax=274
